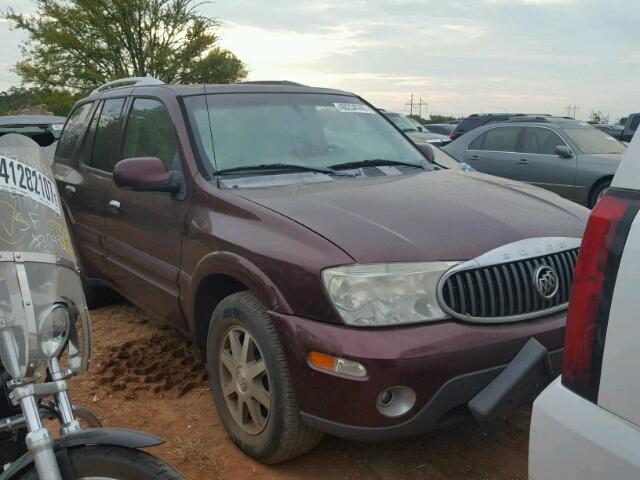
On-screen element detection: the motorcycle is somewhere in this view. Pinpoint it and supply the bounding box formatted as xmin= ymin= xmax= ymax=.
xmin=0 ymin=134 xmax=186 ymax=480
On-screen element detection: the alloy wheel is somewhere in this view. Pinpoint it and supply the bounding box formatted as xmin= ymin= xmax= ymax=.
xmin=219 ymin=326 xmax=271 ymax=435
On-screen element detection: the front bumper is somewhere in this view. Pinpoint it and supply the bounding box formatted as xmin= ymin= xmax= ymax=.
xmin=270 ymin=310 xmax=565 ymax=441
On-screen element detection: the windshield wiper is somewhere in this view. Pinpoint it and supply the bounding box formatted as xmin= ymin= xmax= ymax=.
xmin=329 ymin=159 xmax=425 ymax=170
xmin=216 ymin=163 xmax=355 ymax=177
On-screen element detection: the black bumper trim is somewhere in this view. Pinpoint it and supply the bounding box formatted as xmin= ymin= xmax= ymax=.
xmin=301 ymin=346 xmax=563 ymax=442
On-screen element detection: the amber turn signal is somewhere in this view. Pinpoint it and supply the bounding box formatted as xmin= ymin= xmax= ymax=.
xmin=308 ymin=351 xmax=367 ymax=378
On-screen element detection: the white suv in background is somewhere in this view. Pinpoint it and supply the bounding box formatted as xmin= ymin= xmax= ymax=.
xmin=529 ymin=135 xmax=640 ymax=478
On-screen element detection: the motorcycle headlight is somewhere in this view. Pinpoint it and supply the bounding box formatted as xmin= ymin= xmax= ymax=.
xmin=38 ymin=303 xmax=70 ymax=358
xmin=322 ymin=262 xmax=460 ymax=327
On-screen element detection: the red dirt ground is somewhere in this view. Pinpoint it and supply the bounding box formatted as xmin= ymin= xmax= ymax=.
xmin=70 ymin=304 xmax=531 ymax=480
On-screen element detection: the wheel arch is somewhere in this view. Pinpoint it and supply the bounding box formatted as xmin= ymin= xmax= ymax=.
xmin=187 ymin=251 xmax=291 ymax=351
xmin=589 ymin=175 xmax=614 ymax=206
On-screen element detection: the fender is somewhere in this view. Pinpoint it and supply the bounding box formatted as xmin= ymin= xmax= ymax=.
xmin=184 ymin=250 xmax=292 ymax=332
xmin=0 ymin=428 xmax=163 ymax=479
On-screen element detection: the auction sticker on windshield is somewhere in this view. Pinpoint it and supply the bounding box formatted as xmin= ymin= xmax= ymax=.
xmin=334 ymin=103 xmax=374 ymax=114
xmin=0 ymin=154 xmax=60 ymax=215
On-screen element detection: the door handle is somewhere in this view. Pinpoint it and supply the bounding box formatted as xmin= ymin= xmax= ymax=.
xmin=108 ymin=200 xmax=121 ymax=215
xmin=517 ymin=158 xmax=529 ymax=164
xmin=64 ymin=185 xmax=76 ymax=197
xmin=469 ymin=155 xmax=480 ymax=161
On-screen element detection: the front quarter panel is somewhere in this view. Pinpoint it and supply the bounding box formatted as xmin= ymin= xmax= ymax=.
xmin=182 ymin=175 xmax=354 ymax=332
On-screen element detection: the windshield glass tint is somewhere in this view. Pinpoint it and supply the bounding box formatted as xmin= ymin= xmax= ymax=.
xmin=562 ymin=127 xmax=627 ymax=154
xmin=184 ymin=93 xmax=425 ymax=174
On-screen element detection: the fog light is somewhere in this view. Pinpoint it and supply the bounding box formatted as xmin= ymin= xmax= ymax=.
xmin=308 ymin=351 xmax=367 ymax=378
xmin=376 ymin=386 xmax=416 ymax=418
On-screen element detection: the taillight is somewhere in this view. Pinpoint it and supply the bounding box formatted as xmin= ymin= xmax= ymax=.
xmin=562 ymin=192 xmax=639 ymax=401
xmin=449 ymin=132 xmax=458 ymax=140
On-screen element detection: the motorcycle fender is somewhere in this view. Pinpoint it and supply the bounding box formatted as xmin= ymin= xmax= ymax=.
xmin=0 ymin=428 xmax=164 ymax=479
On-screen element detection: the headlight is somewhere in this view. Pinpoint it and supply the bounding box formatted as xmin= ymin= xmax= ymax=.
xmin=38 ymin=303 xmax=70 ymax=358
xmin=322 ymin=262 xmax=460 ymax=327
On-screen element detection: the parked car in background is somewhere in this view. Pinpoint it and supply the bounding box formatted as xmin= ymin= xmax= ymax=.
xmin=382 ymin=111 xmax=450 ymax=146
xmin=444 ymin=116 xmax=627 ymax=207
xmin=448 ymin=113 xmax=550 ymax=141
xmin=622 ymin=112 xmax=640 ymax=142
xmin=0 ymin=115 xmax=65 ymax=146
xmin=594 ymin=124 xmax=624 ymax=140
xmin=529 ymin=134 xmax=640 ymax=479
xmin=56 ymin=77 xmax=587 ymax=464
xmin=424 ymin=123 xmax=456 ymax=136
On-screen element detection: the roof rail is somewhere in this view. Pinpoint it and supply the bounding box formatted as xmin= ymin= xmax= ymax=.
xmin=241 ymin=80 xmax=307 ymax=87
xmin=91 ymin=77 xmax=165 ymax=95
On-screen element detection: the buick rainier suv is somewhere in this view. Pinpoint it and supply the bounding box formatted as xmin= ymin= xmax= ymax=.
xmin=54 ymin=78 xmax=588 ymax=463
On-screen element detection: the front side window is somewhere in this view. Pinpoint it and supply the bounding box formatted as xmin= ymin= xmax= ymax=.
xmin=122 ymin=98 xmax=179 ymax=170
xmin=561 ymin=127 xmax=627 ymax=155
xmin=521 ymin=127 xmax=566 ymax=155
xmin=91 ymin=98 xmax=125 ymax=172
xmin=56 ymin=102 xmax=93 ymax=161
xmin=184 ymin=93 xmax=426 ymax=175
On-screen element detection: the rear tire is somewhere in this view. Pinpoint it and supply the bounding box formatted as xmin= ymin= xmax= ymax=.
xmin=18 ymin=445 xmax=185 ymax=479
xmin=206 ymin=291 xmax=323 ymax=463
xmin=81 ymin=275 xmax=114 ymax=309
xmin=589 ymin=179 xmax=611 ymax=208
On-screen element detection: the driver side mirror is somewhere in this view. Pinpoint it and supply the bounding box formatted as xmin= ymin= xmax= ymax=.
xmin=415 ymin=143 xmax=435 ymax=162
xmin=113 ymin=157 xmax=182 ymax=194
xmin=555 ymin=145 xmax=573 ymax=158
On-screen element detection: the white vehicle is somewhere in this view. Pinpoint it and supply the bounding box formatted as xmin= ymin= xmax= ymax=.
xmin=529 ymin=134 xmax=640 ymax=478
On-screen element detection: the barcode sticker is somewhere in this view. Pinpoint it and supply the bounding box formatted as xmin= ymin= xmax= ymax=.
xmin=0 ymin=155 xmax=60 ymax=215
xmin=334 ymin=103 xmax=375 ymax=114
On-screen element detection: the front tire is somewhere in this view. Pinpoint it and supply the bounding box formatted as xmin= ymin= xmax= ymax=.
xmin=206 ymin=291 xmax=323 ymax=463
xmin=18 ymin=445 xmax=185 ymax=479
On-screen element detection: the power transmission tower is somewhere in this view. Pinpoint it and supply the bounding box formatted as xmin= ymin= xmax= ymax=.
xmin=405 ymin=95 xmax=428 ymax=118
xmin=565 ymin=105 xmax=579 ymax=119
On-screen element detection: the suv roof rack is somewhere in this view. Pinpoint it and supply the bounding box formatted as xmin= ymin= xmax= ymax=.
xmin=91 ymin=77 xmax=165 ymax=95
xmin=241 ymin=80 xmax=307 ymax=86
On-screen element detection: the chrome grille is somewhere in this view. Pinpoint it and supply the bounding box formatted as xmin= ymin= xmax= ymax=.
xmin=438 ymin=238 xmax=581 ymax=323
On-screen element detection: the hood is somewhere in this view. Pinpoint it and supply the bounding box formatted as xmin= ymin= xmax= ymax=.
xmin=405 ymin=131 xmax=448 ymax=143
xmin=231 ymin=170 xmax=588 ymax=263
xmin=580 ymin=153 xmax=623 ymax=163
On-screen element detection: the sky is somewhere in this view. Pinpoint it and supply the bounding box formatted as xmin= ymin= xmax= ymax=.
xmin=1 ymin=0 xmax=639 ymax=121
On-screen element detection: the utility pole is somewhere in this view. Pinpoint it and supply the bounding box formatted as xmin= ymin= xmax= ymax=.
xmin=405 ymin=95 xmax=429 ymax=119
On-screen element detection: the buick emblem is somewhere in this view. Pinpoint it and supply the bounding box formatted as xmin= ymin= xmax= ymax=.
xmin=533 ymin=265 xmax=559 ymax=300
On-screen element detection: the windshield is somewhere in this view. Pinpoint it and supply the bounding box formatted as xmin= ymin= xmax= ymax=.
xmin=385 ymin=113 xmax=418 ymax=132
xmin=185 ymin=94 xmax=426 ymax=176
xmin=561 ymin=127 xmax=627 ymax=154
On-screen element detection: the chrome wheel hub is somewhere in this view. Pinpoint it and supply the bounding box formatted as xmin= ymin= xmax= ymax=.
xmin=219 ymin=326 xmax=271 ymax=435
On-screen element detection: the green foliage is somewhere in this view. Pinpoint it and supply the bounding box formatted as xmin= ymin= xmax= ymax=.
xmin=0 ymin=87 xmax=79 ymax=116
xmin=407 ymin=113 xmax=461 ymax=125
xmin=424 ymin=114 xmax=460 ymax=124
xmin=4 ymin=0 xmax=248 ymax=92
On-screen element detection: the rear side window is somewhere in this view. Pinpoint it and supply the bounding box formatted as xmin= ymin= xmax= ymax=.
xmin=521 ymin=127 xmax=565 ymax=155
xmin=480 ymin=127 xmax=521 ymax=152
xmin=91 ymin=98 xmax=125 ymax=172
xmin=56 ymin=103 xmax=92 ymax=161
xmin=122 ymin=98 xmax=179 ymax=170
xmin=631 ymin=116 xmax=640 ymax=131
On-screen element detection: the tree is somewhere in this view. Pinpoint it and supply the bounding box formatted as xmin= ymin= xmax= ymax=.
xmin=425 ymin=114 xmax=460 ymax=125
xmin=4 ymin=0 xmax=248 ymax=93
xmin=587 ymin=110 xmax=609 ymax=125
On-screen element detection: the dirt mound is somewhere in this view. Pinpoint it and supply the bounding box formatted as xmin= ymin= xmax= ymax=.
xmin=93 ymin=330 xmax=209 ymax=400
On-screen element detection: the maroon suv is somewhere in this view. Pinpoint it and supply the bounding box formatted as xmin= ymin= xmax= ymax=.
xmin=54 ymin=78 xmax=588 ymax=463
